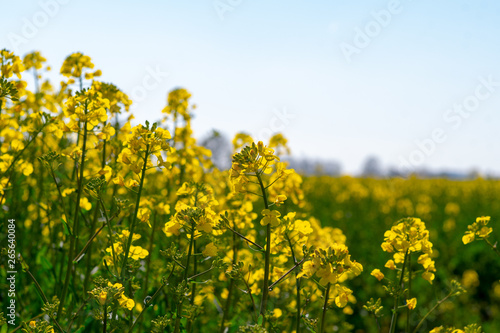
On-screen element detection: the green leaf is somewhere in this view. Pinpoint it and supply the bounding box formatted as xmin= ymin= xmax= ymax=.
xmin=40 ymin=255 xmax=53 ymax=271
xmin=61 ymin=217 xmax=73 ymax=236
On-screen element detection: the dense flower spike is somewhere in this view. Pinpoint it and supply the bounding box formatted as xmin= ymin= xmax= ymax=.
xmin=162 ymin=88 xmax=193 ymax=121
xmin=62 ymin=83 xmax=110 ymax=131
xmin=1 ymin=49 xmax=27 ymax=105
xmin=23 ymin=51 xmax=47 ymax=71
xmin=298 ymin=245 xmax=363 ymax=307
xmin=60 ymin=52 xmax=101 ymax=82
xmin=229 ymin=141 xmax=283 ymax=193
xmin=381 ymin=217 xmax=436 ymax=283
xmin=1 ymin=49 xmax=25 ymax=79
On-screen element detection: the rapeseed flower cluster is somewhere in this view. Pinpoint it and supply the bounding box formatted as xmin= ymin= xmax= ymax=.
xmin=381 ymin=217 xmax=436 ymax=283
xmin=462 ymin=216 xmax=493 ymax=244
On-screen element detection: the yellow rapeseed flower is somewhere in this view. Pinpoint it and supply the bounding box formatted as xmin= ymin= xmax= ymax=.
xmin=407 ymin=297 xmax=417 ymax=310
xmin=371 ymin=269 xmax=384 ymax=281
xmin=261 ymin=209 xmax=281 ymax=227
xmin=202 ymin=242 xmax=218 ymax=257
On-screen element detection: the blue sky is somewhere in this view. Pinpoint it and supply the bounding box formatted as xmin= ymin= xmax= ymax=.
xmin=2 ymin=0 xmax=500 ymax=175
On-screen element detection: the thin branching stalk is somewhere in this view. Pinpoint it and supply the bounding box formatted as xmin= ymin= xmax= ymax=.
xmin=103 ymin=303 xmax=107 ymax=333
xmin=83 ymin=136 xmax=109 ymax=296
xmin=389 ymin=249 xmax=409 ymax=333
xmin=412 ymin=291 xmax=454 ymax=333
xmin=66 ymin=296 xmax=91 ymax=332
xmin=188 ymin=266 xmax=214 ymax=281
xmin=120 ymin=145 xmax=149 ymax=279
xmin=73 ymin=223 xmax=106 ymax=263
xmin=48 ymin=167 xmax=71 ymax=234
xmin=224 ymin=225 xmax=264 ymax=251
xmin=130 ymin=268 xmax=174 ymax=333
xmin=242 ymin=270 xmax=259 ymax=321
xmin=484 ymin=238 xmax=500 ymax=256
xmin=186 ymin=239 xmax=198 ymax=333
xmin=177 ymin=221 xmax=196 ymax=332
xmin=286 ymin=234 xmax=302 ymax=333
xmin=83 ymin=202 xmax=101 ymax=296
xmin=184 ymin=223 xmax=196 ymax=281
xmin=24 ymin=267 xmax=65 ymax=333
xmin=319 ymin=282 xmax=331 ymax=333
xmin=143 ymin=212 xmax=158 ymax=300
xmin=220 ymin=218 xmax=239 ymax=333
xmin=58 ymin=115 xmax=89 ymax=319
xmin=100 ymin=198 xmax=118 ymax=275
xmin=406 ymin=253 xmax=412 ymax=333
xmin=256 ymin=172 xmax=271 ymax=323
xmin=174 ymin=217 xmax=196 ymax=333
xmin=268 ymin=257 xmax=306 ymax=291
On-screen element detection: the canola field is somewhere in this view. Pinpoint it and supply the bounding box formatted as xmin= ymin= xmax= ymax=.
xmin=1 ymin=50 xmax=499 ymax=333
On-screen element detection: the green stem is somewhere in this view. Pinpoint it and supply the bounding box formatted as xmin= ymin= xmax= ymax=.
xmin=120 ymin=145 xmax=149 ymax=279
xmin=174 ymin=219 xmax=196 ymax=333
xmin=129 ymin=268 xmax=174 ymax=333
xmin=48 ymin=168 xmax=70 ymax=230
xmin=268 ymin=257 xmax=306 ymax=291
xmin=286 ymin=234 xmax=302 ymax=333
xmin=184 ymin=223 xmax=196 ymax=281
xmin=256 ymin=172 xmax=271 ymax=323
xmin=84 ymin=134 xmax=107 ymax=295
xmin=186 ymin=239 xmax=198 ymax=333
xmin=484 ymin=238 xmax=500 ymax=256
xmin=174 ymin=299 xmax=183 ymax=333
xmin=66 ymin=296 xmax=91 ymax=332
xmin=143 ymin=212 xmax=158 ymax=300
xmin=375 ymin=315 xmax=381 ymax=333
xmin=100 ymin=198 xmax=118 ymax=275
xmin=220 ymin=223 xmax=238 ymax=333
xmin=225 ymin=225 xmax=264 ymax=251
xmin=83 ymin=201 xmax=100 ymax=295
xmin=242 ymin=271 xmax=258 ymax=321
xmin=24 ymin=267 xmax=66 ymax=333
xmin=73 ymin=223 xmax=106 ymax=263
xmin=412 ymin=292 xmax=452 ymax=333
xmin=188 ymin=265 xmax=214 ymax=281
xmin=406 ymin=253 xmax=412 ymax=333
xmin=102 ymin=139 xmax=107 ymax=166
xmin=103 ymin=304 xmax=107 ymax=333
xmin=57 ymin=118 xmax=89 ymax=319
xmin=319 ymin=283 xmax=331 ymax=333
xmin=389 ymin=250 xmax=409 ymax=333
